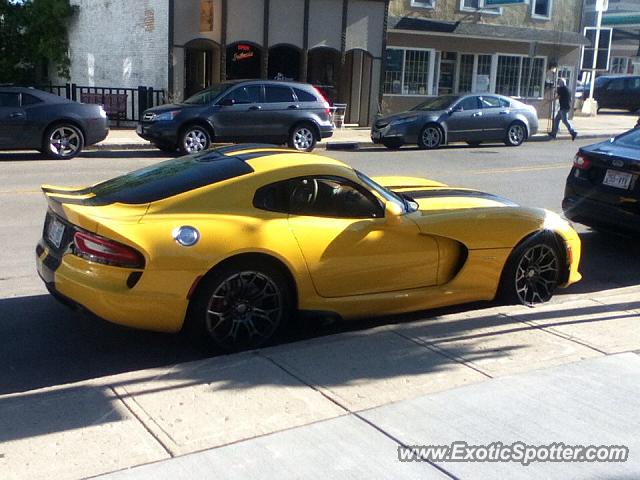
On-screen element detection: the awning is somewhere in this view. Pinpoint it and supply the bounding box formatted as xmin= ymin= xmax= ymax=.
xmin=388 ymin=16 xmax=590 ymax=47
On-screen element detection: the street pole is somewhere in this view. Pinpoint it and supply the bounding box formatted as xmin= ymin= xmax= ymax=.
xmin=588 ymin=7 xmax=603 ymax=102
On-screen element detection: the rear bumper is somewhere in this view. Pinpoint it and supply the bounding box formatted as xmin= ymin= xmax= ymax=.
xmin=563 ymin=194 xmax=640 ymax=233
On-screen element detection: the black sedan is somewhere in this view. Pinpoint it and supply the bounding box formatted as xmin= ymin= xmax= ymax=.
xmin=0 ymin=87 xmax=109 ymax=159
xmin=371 ymin=94 xmax=539 ymax=150
xmin=563 ymin=128 xmax=640 ymax=234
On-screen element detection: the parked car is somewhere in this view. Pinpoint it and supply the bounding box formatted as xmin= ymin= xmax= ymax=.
xmin=0 ymin=87 xmax=109 ymax=159
xmin=593 ymin=75 xmax=640 ymax=112
xmin=138 ymin=80 xmax=334 ymax=154
xmin=563 ymin=128 xmax=640 ymax=234
xmin=36 ymin=144 xmax=581 ymax=352
xmin=371 ymin=94 xmax=538 ymax=150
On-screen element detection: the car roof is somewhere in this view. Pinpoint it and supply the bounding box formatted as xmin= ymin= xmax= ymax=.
xmin=0 ymin=86 xmax=69 ymax=103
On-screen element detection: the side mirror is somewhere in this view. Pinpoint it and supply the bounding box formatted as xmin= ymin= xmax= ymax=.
xmin=450 ymin=106 xmax=463 ymax=114
xmin=385 ymin=202 xmax=403 ymax=223
xmin=219 ymin=98 xmax=235 ymax=107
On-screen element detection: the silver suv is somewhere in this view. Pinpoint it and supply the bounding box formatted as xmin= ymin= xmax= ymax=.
xmin=138 ymin=80 xmax=334 ymax=154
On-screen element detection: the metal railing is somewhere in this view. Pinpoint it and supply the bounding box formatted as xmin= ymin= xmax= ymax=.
xmin=33 ymin=83 xmax=167 ymax=126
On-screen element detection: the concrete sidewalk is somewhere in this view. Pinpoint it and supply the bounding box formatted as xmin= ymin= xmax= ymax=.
xmin=91 ymin=112 xmax=639 ymax=151
xmin=2 ymin=284 xmax=639 ymax=480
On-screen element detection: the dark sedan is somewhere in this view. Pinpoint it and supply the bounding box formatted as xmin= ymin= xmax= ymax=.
xmin=0 ymin=87 xmax=108 ymax=159
xmin=563 ymin=128 xmax=640 ymax=234
xmin=372 ymin=94 xmax=538 ymax=149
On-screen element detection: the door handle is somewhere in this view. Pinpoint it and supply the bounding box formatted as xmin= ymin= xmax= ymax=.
xmin=248 ymin=105 xmax=262 ymax=111
xmin=9 ymin=112 xmax=24 ymax=118
xmin=472 ymin=112 xmax=483 ymax=117
xmin=499 ymin=111 xmax=509 ymax=115
xmin=287 ymin=104 xmax=300 ymax=109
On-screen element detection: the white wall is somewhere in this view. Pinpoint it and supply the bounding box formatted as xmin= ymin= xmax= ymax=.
xmin=269 ymin=0 xmax=304 ymax=47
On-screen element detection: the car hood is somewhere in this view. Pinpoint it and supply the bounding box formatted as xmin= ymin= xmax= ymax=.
xmin=376 ymin=110 xmax=443 ymax=124
xmin=145 ymin=103 xmax=203 ymax=114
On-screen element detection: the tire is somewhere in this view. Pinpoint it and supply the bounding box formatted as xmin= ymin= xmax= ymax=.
xmin=187 ymin=259 xmax=293 ymax=352
xmin=504 ymin=122 xmax=526 ymax=147
xmin=382 ymin=139 xmax=403 ymax=150
xmin=417 ymin=124 xmax=443 ymax=150
xmin=179 ymin=125 xmax=211 ymax=155
xmin=154 ymin=142 xmax=177 ymax=154
xmin=498 ymin=232 xmax=562 ymax=306
xmin=43 ymin=123 xmax=84 ymax=159
xmin=288 ymin=123 xmax=317 ymax=151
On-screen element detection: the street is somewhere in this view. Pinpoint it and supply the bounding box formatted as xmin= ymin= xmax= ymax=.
xmin=1 ymin=138 xmax=639 ymax=395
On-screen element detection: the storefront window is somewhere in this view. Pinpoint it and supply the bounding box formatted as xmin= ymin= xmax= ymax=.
xmin=383 ymin=48 xmax=432 ymax=95
xmin=496 ymin=54 xmax=545 ymax=98
xmin=226 ymin=43 xmax=262 ymax=80
xmin=458 ymin=54 xmax=474 ymax=93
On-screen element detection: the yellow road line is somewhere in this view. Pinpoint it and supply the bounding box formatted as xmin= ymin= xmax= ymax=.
xmin=0 ymin=189 xmax=40 ymax=195
xmin=470 ymin=163 xmax=570 ymax=174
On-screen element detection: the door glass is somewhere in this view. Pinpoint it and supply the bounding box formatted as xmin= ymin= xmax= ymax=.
xmin=264 ymin=86 xmax=295 ymax=103
xmin=480 ymin=96 xmax=502 ymax=108
xmin=0 ymin=93 xmax=20 ymax=107
xmin=289 ymin=177 xmax=381 ymax=218
xmin=456 ymin=96 xmax=481 ymax=111
xmin=223 ymin=86 xmax=262 ymax=104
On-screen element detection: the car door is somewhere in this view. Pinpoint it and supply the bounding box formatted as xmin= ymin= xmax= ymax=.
xmin=479 ymin=95 xmax=512 ymax=140
xmin=445 ymin=96 xmax=484 ymax=142
xmin=285 ymin=176 xmax=439 ymax=297
xmin=261 ymin=85 xmax=299 ymax=137
xmin=212 ymin=84 xmax=265 ymax=139
xmin=600 ymin=77 xmax=625 ymax=109
xmin=0 ymin=92 xmax=26 ymax=148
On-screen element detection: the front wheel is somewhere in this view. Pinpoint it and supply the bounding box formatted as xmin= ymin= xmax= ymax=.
xmin=43 ymin=124 xmax=84 ymax=159
xmin=504 ymin=122 xmax=526 ymax=147
xmin=288 ymin=124 xmax=317 ymax=151
xmin=187 ymin=260 xmax=293 ymax=352
xmin=382 ymin=139 xmax=403 ymax=150
xmin=418 ymin=125 xmax=443 ymax=149
xmin=499 ymin=233 xmax=561 ymax=306
xmin=180 ymin=125 xmax=211 ymax=154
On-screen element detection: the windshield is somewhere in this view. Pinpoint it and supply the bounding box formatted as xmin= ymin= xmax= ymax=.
xmin=183 ymin=84 xmax=233 ymax=105
xmin=355 ymin=170 xmax=413 ymax=213
xmin=411 ymin=95 xmax=459 ymax=112
xmin=613 ymin=128 xmax=640 ymax=149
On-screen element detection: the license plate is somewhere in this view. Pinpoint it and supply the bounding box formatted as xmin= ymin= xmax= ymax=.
xmin=136 ymin=124 xmax=143 ymax=135
xmin=602 ymin=169 xmax=633 ymax=190
xmin=47 ymin=218 xmax=65 ymax=249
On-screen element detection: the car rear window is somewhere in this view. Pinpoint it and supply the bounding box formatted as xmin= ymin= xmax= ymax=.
xmin=265 ymin=86 xmax=295 ymax=103
xmin=614 ymin=128 xmax=640 ymax=149
xmin=294 ymin=88 xmax=318 ymax=102
xmin=87 ymin=151 xmax=254 ymax=205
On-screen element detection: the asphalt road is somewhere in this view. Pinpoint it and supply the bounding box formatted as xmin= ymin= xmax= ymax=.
xmin=1 ymin=139 xmax=638 ymax=394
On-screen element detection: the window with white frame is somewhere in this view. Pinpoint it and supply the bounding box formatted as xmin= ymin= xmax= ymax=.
xmin=460 ymin=0 xmax=501 ymax=14
xmin=411 ymin=0 xmax=435 ymax=8
xmin=496 ymin=54 xmax=545 ymax=98
xmin=610 ymin=57 xmax=629 ymax=74
xmin=384 ymin=48 xmax=433 ymax=95
xmin=531 ymin=0 xmax=552 ymax=19
xmin=456 ymin=53 xmax=492 ymax=93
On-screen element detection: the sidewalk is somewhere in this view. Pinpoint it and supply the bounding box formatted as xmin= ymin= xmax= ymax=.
xmin=2 ymin=285 xmax=639 ymax=479
xmin=91 ymin=112 xmax=639 ymax=151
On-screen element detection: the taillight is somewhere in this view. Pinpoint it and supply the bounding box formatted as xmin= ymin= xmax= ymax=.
xmin=573 ymin=152 xmax=591 ymax=170
xmin=73 ymin=231 xmax=144 ymax=268
xmin=313 ymin=86 xmax=331 ymax=115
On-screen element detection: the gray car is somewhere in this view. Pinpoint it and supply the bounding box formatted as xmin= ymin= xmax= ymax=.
xmin=372 ymin=94 xmax=538 ymax=149
xmin=0 ymin=87 xmax=109 ymax=159
xmin=138 ymin=80 xmax=334 ymax=154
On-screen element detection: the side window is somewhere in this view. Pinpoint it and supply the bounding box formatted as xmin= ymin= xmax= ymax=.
xmin=456 ymin=96 xmax=481 ymax=110
xmin=480 ymin=96 xmax=502 ymax=108
xmin=21 ymin=93 xmax=42 ymax=106
xmin=264 ymin=86 xmax=295 ymax=103
xmin=253 ymin=180 xmax=291 ymax=213
xmin=293 ymin=88 xmax=318 ymax=102
xmin=627 ymin=77 xmax=640 ymax=91
xmin=222 ymin=86 xmax=261 ymax=104
xmin=607 ymin=78 xmax=625 ymax=91
xmin=0 ymin=93 xmax=20 ymax=108
xmin=289 ymin=177 xmax=382 ymax=218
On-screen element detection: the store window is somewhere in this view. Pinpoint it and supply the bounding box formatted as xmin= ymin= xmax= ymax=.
xmin=411 ymin=0 xmax=435 ymax=8
xmin=226 ymin=42 xmax=261 ymax=80
xmin=460 ymin=0 xmax=501 ymax=14
xmin=383 ymin=48 xmax=433 ymax=95
xmin=531 ymin=0 xmax=552 ymax=19
xmin=496 ymin=55 xmax=545 ymax=98
xmin=610 ymin=57 xmax=629 ymax=74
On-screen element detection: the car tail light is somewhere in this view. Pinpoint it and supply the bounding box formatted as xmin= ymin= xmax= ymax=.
xmin=573 ymin=152 xmax=591 ymax=170
xmin=312 ymin=86 xmax=332 ymax=115
xmin=73 ymin=231 xmax=144 ymax=268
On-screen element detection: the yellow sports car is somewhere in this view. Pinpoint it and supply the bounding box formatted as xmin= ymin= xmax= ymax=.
xmin=36 ymin=144 xmax=581 ymax=351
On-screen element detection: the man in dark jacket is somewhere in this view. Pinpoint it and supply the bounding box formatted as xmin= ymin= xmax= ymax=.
xmin=549 ymin=78 xmax=577 ymax=140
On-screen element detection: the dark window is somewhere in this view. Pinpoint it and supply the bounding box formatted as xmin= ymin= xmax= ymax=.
xmin=223 ymin=85 xmax=262 ymax=104
xmin=253 ymin=181 xmax=291 ymax=213
xmin=456 ymin=96 xmax=481 ymax=110
xmin=0 ymin=93 xmax=20 ymax=108
xmin=480 ymin=96 xmax=502 ymax=108
xmin=293 ymin=88 xmax=318 ymax=102
xmin=607 ymin=78 xmax=625 ymax=91
xmin=264 ymin=86 xmax=295 ymax=103
xmin=21 ymin=93 xmax=42 ymax=106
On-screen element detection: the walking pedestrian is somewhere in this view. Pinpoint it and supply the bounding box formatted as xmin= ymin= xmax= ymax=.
xmin=549 ymin=78 xmax=577 ymax=140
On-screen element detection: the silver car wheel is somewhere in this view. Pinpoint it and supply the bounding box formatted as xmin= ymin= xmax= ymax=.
xmin=205 ymin=271 xmax=283 ymax=351
xmin=514 ymin=243 xmax=559 ymax=305
xmin=48 ymin=126 xmax=82 ymax=158
xmin=183 ymin=128 xmax=209 ymax=153
xmin=421 ymin=126 xmax=442 ymax=149
xmin=507 ymin=124 xmax=525 ymax=146
xmin=292 ymin=127 xmax=314 ymax=151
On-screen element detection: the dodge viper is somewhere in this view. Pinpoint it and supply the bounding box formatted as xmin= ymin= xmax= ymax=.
xmin=36 ymin=144 xmax=581 ymax=351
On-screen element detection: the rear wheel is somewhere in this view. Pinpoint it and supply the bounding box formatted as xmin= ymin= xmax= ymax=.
xmin=43 ymin=124 xmax=84 ymax=159
xmin=288 ymin=123 xmax=317 ymax=151
xmin=499 ymin=233 xmax=561 ymax=306
xmin=187 ymin=259 xmax=293 ymax=352
xmin=504 ymin=122 xmax=526 ymax=147
xmin=180 ymin=125 xmax=211 ymax=154
xmin=418 ymin=125 xmax=443 ymax=149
